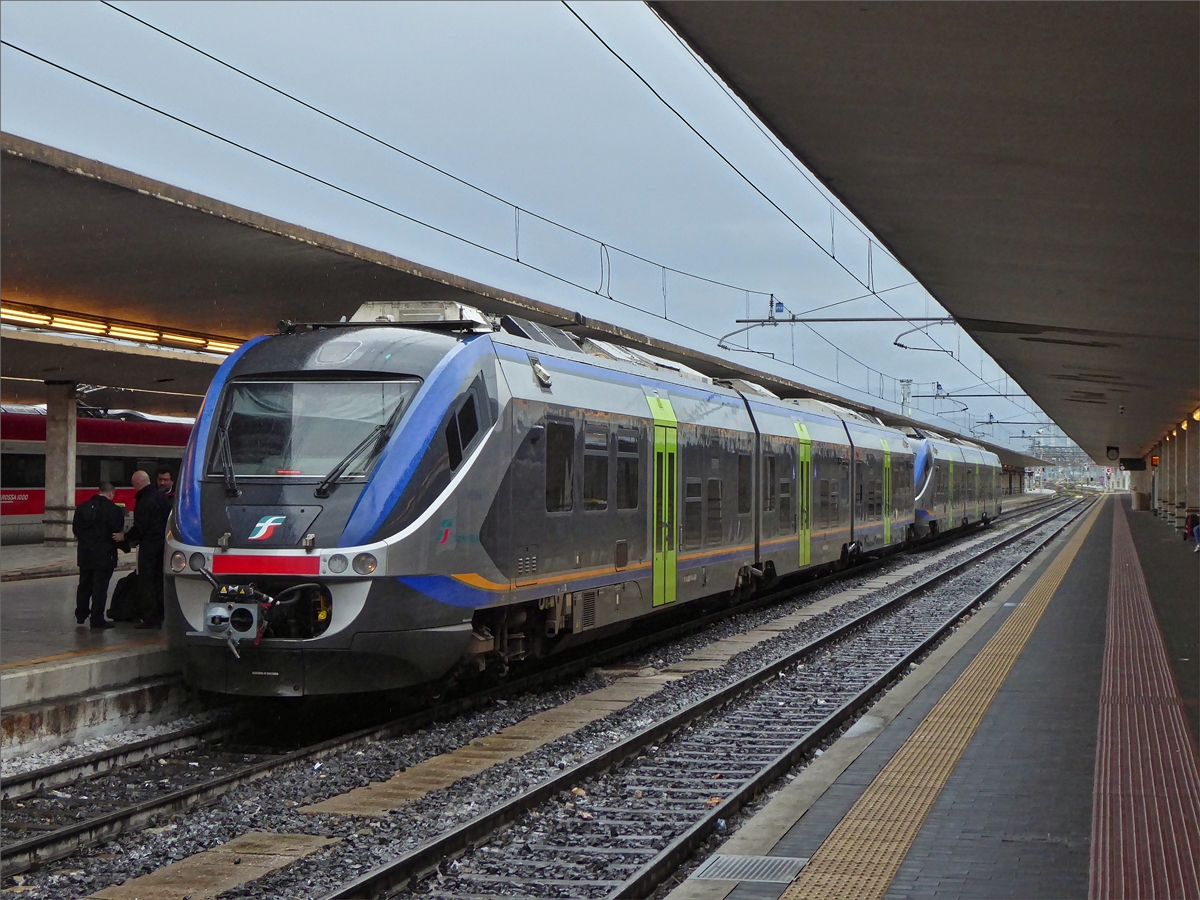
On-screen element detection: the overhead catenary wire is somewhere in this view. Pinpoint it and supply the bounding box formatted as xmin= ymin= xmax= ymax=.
xmin=9 ymin=9 xmax=1030 ymax=425
xmin=566 ymin=2 xmax=1020 ymax=401
xmin=100 ymin=0 xmax=999 ymax=405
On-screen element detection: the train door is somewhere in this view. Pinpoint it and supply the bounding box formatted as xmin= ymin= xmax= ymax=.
xmin=881 ymin=438 xmax=892 ymax=545
xmin=648 ymin=396 xmax=677 ymax=606
xmin=949 ymin=458 xmax=957 ymax=524
xmin=795 ymin=422 xmax=811 ymax=566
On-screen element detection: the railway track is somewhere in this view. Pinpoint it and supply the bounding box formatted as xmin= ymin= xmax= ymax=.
xmin=319 ymin=496 xmax=1091 ymax=899
xmin=0 ymin=494 xmax=1073 ymax=882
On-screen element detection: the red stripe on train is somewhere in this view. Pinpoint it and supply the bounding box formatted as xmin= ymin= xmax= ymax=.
xmin=211 ymin=554 xmax=321 ymax=576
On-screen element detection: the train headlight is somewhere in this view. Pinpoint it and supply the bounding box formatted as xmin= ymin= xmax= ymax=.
xmin=352 ymin=552 xmax=377 ymax=575
xmin=327 ymin=553 xmax=348 ymax=574
xmin=189 ymin=552 xmax=207 ymax=572
xmin=229 ymin=607 xmax=256 ymax=633
xmin=170 ymin=551 xmax=187 ymax=573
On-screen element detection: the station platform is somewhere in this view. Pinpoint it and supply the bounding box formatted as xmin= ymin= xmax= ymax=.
xmin=672 ymin=494 xmax=1200 ymax=900
xmin=1 ymin=572 xmax=180 ymax=756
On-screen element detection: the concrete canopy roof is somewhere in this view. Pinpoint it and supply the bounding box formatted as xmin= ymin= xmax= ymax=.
xmin=655 ymin=1 xmax=1199 ymax=462
xmin=0 ymin=133 xmax=1042 ymax=468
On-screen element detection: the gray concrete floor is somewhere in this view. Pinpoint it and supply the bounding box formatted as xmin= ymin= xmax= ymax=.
xmin=1 ymin=574 xmax=155 ymax=665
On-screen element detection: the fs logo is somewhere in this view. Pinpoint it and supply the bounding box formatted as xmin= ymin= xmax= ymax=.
xmin=436 ymin=519 xmax=453 ymax=545
xmin=248 ymin=515 xmax=287 ymax=541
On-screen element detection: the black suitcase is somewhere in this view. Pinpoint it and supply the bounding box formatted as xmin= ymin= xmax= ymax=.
xmin=107 ymin=571 xmax=141 ymax=622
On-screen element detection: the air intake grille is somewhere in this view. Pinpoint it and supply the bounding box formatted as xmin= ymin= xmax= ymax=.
xmin=690 ymin=855 xmax=808 ymax=883
xmin=580 ymin=590 xmax=597 ymax=629
xmin=517 ymin=555 xmax=537 ymax=576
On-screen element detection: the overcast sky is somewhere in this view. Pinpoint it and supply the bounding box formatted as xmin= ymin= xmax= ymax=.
xmin=1 ymin=0 xmax=1058 ymax=446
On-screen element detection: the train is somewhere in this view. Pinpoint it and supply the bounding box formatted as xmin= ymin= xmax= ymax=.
xmin=0 ymin=408 xmax=190 ymax=544
xmin=165 ymin=302 xmax=1002 ymax=697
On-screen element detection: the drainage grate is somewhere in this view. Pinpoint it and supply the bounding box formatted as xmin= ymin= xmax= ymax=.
xmin=690 ymin=854 xmax=809 ymax=883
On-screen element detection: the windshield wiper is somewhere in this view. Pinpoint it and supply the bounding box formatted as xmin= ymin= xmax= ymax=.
xmin=216 ymin=421 xmax=241 ymax=498
xmin=313 ymin=400 xmax=407 ymax=499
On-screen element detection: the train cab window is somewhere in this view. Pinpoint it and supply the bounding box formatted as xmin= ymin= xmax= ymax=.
xmin=583 ymin=425 xmax=609 ymax=511
xmin=763 ymin=455 xmax=777 ymax=512
xmin=458 ymin=395 xmax=479 ymax=448
xmin=737 ymin=454 xmax=752 ymax=514
xmin=683 ymin=478 xmax=703 ymax=548
xmin=616 ymin=431 xmax=639 ymax=510
xmin=446 ymin=393 xmax=481 ymax=472
xmin=545 ymin=421 xmax=575 ymax=512
xmin=706 ymin=478 xmax=722 ymax=544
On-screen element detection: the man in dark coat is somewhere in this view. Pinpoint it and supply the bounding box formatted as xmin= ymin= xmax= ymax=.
xmin=72 ymin=482 xmax=125 ymax=629
xmin=155 ymin=466 xmax=175 ymax=500
xmin=115 ymin=470 xmax=172 ymax=628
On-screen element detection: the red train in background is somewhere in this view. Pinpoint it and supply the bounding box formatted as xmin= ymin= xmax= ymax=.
xmin=1 ymin=407 xmax=193 ymax=544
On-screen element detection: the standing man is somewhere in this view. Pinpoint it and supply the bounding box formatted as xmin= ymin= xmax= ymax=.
xmin=114 ymin=470 xmax=172 ymax=629
xmin=155 ymin=466 xmax=175 ymax=500
xmin=72 ymin=482 xmax=124 ymax=629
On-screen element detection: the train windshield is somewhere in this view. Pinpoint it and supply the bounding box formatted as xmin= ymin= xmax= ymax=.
xmin=210 ymin=380 xmax=420 ymax=477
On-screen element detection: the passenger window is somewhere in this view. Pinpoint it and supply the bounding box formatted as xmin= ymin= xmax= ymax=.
xmin=779 ymin=479 xmax=794 ymax=533
xmin=737 ymin=454 xmax=752 ymax=514
xmin=706 ymin=478 xmax=722 ymax=545
xmin=583 ymin=425 xmax=609 ymax=511
xmin=763 ymin=455 xmax=777 ymax=512
xmin=545 ymin=421 xmax=574 ymax=512
xmin=819 ymin=479 xmax=831 ymax=529
xmin=683 ymin=478 xmax=703 ymax=548
xmin=616 ymin=431 xmax=639 ymax=510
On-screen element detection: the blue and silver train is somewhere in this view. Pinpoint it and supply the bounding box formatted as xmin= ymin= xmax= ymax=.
xmin=165 ymin=303 xmax=1002 ymax=696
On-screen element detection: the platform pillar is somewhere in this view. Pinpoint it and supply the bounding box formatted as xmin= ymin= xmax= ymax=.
xmin=1162 ymin=437 xmax=1174 ymax=518
xmin=42 ymin=381 xmax=77 ymax=545
xmin=1187 ymin=423 xmax=1198 ymax=517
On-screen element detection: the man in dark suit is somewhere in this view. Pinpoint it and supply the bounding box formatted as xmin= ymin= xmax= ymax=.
xmin=72 ymin=482 xmax=125 ymax=629
xmin=114 ymin=470 xmax=172 ymax=629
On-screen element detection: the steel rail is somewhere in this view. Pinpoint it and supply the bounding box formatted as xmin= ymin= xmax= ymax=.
xmin=608 ymin=498 xmax=1092 ymax=899
xmin=1 ymin=720 xmax=234 ymax=803
xmin=0 ymin=494 xmax=1069 ymax=877
xmin=319 ymin=497 xmax=1089 ymax=899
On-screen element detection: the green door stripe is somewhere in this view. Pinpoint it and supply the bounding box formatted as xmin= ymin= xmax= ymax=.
xmin=795 ymin=422 xmax=811 ymax=568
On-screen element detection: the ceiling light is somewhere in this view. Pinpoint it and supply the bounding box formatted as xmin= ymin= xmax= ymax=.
xmin=1 ymin=300 xmax=242 ymax=355
xmin=107 ymin=325 xmax=161 ymax=342
xmin=1183 ymin=420 xmax=1189 ymax=431
xmin=50 ymin=315 xmax=106 ymax=334
xmin=161 ymin=332 xmax=207 ymax=346
xmin=0 ymin=306 xmax=52 ymax=326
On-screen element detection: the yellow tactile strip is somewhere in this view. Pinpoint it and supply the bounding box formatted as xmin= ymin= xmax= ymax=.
xmin=304 ymin=551 xmax=976 ymax=817
xmin=780 ymin=500 xmax=1104 ymax=900
xmin=89 ymin=832 xmax=337 ymax=900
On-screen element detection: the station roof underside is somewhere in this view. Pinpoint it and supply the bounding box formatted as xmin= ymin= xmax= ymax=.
xmin=655 ymin=1 xmax=1199 ymax=462
xmin=0 ymin=132 xmax=1041 ymax=468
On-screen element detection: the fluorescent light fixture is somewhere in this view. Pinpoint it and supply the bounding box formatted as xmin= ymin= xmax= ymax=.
xmin=160 ymin=332 xmax=209 ymax=346
xmin=1 ymin=300 xmax=243 ymax=355
xmin=0 ymin=306 xmax=52 ymax=325
xmin=108 ymin=325 xmax=161 ymax=341
xmin=50 ymin=315 xmax=106 ymax=334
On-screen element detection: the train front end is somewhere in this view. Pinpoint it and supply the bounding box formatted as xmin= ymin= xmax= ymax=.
xmin=166 ymin=310 xmax=505 ymax=697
